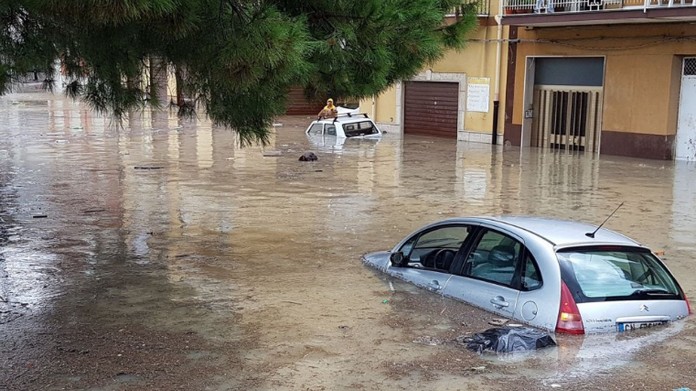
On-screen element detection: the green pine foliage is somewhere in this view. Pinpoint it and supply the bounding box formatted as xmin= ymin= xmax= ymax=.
xmin=1 ymin=0 xmax=478 ymax=145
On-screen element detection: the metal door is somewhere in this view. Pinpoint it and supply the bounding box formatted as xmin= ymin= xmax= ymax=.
xmin=676 ymin=58 xmax=696 ymax=161
xmin=285 ymin=86 xmax=324 ymax=115
xmin=531 ymin=85 xmax=602 ymax=153
xmin=403 ymin=81 xmax=459 ymax=138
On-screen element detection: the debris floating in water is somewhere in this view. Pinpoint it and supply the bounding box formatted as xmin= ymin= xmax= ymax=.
xmin=458 ymin=326 xmax=556 ymax=354
xmin=299 ymin=152 xmax=318 ymax=161
xmin=262 ymin=150 xmax=282 ymax=157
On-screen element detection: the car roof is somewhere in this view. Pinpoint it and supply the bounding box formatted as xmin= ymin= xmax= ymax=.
xmin=440 ymin=216 xmax=641 ymax=248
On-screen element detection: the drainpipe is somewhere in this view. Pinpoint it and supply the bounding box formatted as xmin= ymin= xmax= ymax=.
xmin=492 ymin=1 xmax=504 ymax=145
xmin=371 ymin=95 xmax=376 ymax=119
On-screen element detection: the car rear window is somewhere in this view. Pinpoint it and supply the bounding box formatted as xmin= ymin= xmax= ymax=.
xmin=343 ymin=121 xmax=377 ymax=137
xmin=557 ymin=246 xmax=682 ymax=302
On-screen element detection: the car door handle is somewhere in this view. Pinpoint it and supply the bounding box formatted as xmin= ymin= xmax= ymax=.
xmin=490 ymin=296 xmax=509 ymax=308
xmin=428 ymin=280 xmax=443 ymax=291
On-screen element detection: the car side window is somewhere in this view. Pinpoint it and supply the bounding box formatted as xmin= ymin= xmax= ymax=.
xmin=400 ymin=226 xmax=471 ymax=272
xmin=309 ymin=124 xmax=323 ymax=134
xmin=357 ymin=121 xmax=376 ymax=134
xmin=463 ymin=229 xmax=522 ymax=287
xmin=343 ymin=121 xmax=377 ymax=137
xmin=520 ymin=252 xmax=542 ymax=291
xmin=326 ymin=125 xmax=336 ymax=136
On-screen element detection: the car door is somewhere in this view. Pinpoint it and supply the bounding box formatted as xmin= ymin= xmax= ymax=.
xmin=386 ymin=224 xmax=473 ymax=294
xmin=511 ymin=249 xmax=553 ymax=330
xmin=443 ymin=228 xmax=523 ymax=319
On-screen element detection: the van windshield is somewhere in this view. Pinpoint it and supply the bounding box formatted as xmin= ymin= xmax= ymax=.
xmin=557 ymin=246 xmax=681 ymax=302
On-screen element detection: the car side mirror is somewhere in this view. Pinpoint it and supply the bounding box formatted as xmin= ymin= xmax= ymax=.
xmin=390 ymin=251 xmax=405 ymax=267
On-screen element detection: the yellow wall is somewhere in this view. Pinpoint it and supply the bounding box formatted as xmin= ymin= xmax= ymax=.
xmin=362 ymin=20 xmax=509 ymax=137
xmin=436 ymin=24 xmax=504 ymax=134
xmin=359 ymin=85 xmax=397 ymax=124
xmin=604 ymin=55 xmax=676 ymax=135
xmin=513 ymin=23 xmax=696 ymax=136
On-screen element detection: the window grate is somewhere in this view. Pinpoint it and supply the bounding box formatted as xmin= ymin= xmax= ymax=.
xmin=532 ymin=86 xmax=602 ymax=153
xmin=683 ymin=58 xmax=696 ymax=76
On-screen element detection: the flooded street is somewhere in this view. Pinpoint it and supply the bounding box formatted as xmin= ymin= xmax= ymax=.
xmin=1 ymin=93 xmax=695 ymax=390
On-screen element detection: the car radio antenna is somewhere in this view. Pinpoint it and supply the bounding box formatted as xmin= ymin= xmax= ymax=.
xmin=586 ymin=202 xmax=624 ymax=238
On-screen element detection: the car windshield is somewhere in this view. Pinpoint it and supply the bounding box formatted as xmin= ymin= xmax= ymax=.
xmin=557 ymin=246 xmax=681 ymax=301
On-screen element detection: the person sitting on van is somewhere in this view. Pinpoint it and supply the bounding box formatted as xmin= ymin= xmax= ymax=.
xmin=317 ymin=98 xmax=338 ymax=119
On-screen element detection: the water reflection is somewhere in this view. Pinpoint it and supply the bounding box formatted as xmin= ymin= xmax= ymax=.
xmin=672 ymin=162 xmax=696 ymax=250
xmin=1 ymin=93 xmax=695 ymax=389
xmin=305 ymin=132 xmax=382 ymax=153
xmin=486 ymin=322 xmax=685 ymax=387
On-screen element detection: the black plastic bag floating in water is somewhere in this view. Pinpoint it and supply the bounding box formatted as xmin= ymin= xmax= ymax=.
xmin=298 ymin=152 xmax=318 ymax=161
xmin=459 ymin=326 xmax=556 ymax=354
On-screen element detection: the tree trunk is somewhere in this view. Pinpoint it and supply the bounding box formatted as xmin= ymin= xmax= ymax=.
xmin=149 ymin=56 xmax=169 ymax=107
xmin=175 ymin=65 xmax=187 ymax=107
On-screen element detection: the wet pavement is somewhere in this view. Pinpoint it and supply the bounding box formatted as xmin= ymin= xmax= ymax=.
xmin=1 ymin=93 xmax=695 ymax=390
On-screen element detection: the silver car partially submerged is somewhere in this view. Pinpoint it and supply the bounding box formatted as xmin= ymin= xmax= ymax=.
xmin=362 ymin=217 xmax=691 ymax=334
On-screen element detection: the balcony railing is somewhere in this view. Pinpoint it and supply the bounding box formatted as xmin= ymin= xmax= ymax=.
xmin=448 ymin=0 xmax=491 ymax=16
xmin=472 ymin=0 xmax=491 ymax=15
xmin=504 ymin=0 xmax=694 ymax=14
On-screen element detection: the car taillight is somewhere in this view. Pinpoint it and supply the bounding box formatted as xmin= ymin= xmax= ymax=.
xmin=681 ymin=288 xmax=693 ymax=315
xmin=687 ymin=297 xmax=693 ymax=315
xmin=556 ymin=281 xmax=585 ymax=335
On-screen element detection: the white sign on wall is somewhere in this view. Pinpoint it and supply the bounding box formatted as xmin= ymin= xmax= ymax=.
xmin=466 ymin=77 xmax=490 ymax=113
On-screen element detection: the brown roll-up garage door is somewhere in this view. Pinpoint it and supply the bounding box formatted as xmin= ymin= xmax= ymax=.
xmin=403 ymin=81 xmax=459 ymax=138
xmin=285 ymin=86 xmax=324 ymax=115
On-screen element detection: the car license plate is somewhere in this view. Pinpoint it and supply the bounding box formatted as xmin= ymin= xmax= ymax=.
xmin=617 ymin=321 xmax=667 ymax=332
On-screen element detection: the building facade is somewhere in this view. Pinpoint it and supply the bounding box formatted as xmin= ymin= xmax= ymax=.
xmin=359 ymin=3 xmax=509 ymax=145
xmin=363 ymin=1 xmax=696 ymax=161
xmin=503 ymin=3 xmax=696 ymax=160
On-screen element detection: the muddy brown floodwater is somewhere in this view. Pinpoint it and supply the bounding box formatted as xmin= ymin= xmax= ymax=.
xmin=1 ymin=93 xmax=695 ymax=391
